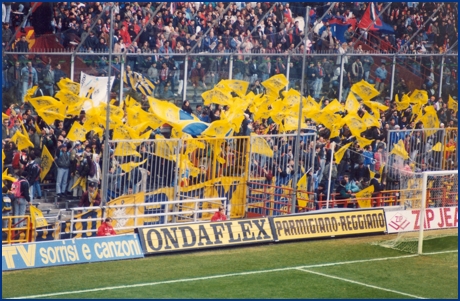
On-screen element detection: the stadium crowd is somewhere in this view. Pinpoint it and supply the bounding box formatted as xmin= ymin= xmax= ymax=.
xmin=1 ymin=2 xmax=458 ymax=214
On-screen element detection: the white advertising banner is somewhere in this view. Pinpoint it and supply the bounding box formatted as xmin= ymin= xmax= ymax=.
xmin=79 ymin=72 xmax=115 ymax=110
xmin=385 ymin=207 xmax=458 ymax=233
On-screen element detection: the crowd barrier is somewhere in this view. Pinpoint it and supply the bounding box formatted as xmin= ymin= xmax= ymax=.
xmin=4 ymin=206 xmax=458 ymax=271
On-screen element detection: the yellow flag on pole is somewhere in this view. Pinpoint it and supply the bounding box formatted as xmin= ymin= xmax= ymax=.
xmin=40 ymin=145 xmax=54 ymax=181
xmin=67 ymin=122 xmax=87 ymax=141
xmin=297 ymin=172 xmax=309 ymax=208
xmin=431 ymin=142 xmax=442 ymax=152
xmin=119 ymin=159 xmax=148 ymax=173
xmin=350 ymin=80 xmax=379 ymax=101
xmin=334 ymin=142 xmax=352 ymax=164
xmin=2 ymin=168 xmax=17 ymax=183
xmin=390 ymin=140 xmax=409 ymax=160
xmin=216 ymin=79 xmax=250 ymax=97
xmin=355 ymin=185 xmax=374 ymax=208
xmin=409 ymin=89 xmax=428 ymax=104
xmin=57 ymin=78 xmax=81 ymax=95
xmin=113 ymin=142 xmax=141 ymax=158
xmin=395 ymin=93 xmax=411 ymax=111
xmin=448 ymin=95 xmax=458 ymax=115
xmin=10 ymin=130 xmax=34 ymax=151
xmin=36 ymin=109 xmax=65 ymax=125
xmin=202 ymin=88 xmax=233 ymax=106
xmin=261 ymin=74 xmax=288 ymax=92
xmin=201 ymin=120 xmax=233 ymax=137
xmin=345 ymin=92 xmax=361 ymax=114
xmin=29 ymin=205 xmax=49 ymax=228
xmin=250 ymin=134 xmax=274 ymax=157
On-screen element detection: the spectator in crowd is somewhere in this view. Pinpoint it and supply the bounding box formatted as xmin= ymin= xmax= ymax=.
xmin=374 ymin=62 xmax=388 ymax=96
xmin=211 ymin=206 xmax=227 ymax=222
xmin=55 ymin=143 xmax=70 ymax=197
xmin=20 ymin=61 xmax=38 ymax=103
xmin=79 ymin=181 xmax=101 ymax=208
xmin=97 ymin=217 xmax=117 ymax=236
xmin=12 ymin=171 xmax=31 ymax=227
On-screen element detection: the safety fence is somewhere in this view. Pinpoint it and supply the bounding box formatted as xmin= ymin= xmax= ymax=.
xmin=108 ymin=133 xmax=317 ymax=215
xmin=3 ymin=51 xmax=458 ymax=107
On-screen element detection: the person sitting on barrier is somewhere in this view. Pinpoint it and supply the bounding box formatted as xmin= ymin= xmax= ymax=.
xmin=370 ymin=173 xmax=386 ymax=197
xmin=211 ymin=206 xmax=227 ymax=222
xmin=343 ymin=174 xmax=361 ymax=193
xmin=78 ymin=181 xmax=101 ymax=208
xmin=97 ymin=217 xmax=117 ymax=236
xmin=335 ymin=179 xmax=355 ymax=208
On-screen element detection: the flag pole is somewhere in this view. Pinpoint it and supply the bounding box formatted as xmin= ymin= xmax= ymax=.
xmin=326 ymin=142 xmax=336 ymax=208
xmin=291 ymin=6 xmax=310 ymax=214
xmin=100 ymin=4 xmax=114 ymax=206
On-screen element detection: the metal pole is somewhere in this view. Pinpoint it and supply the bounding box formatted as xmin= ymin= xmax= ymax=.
xmin=285 ymin=54 xmax=291 ymax=91
xmin=291 ymin=6 xmax=310 ymax=214
xmin=100 ymin=5 xmax=114 ymax=206
xmin=70 ymin=53 xmax=75 ymax=81
xmin=417 ymin=172 xmax=428 ymax=254
xmin=326 ymin=142 xmax=336 ymax=207
xmin=182 ymin=55 xmax=189 ymax=101
xmin=438 ymin=56 xmax=445 ymax=98
xmin=338 ymin=55 xmax=345 ymax=102
xmin=229 ymin=55 xmax=234 ymax=79
xmin=119 ymin=52 xmax=125 ymax=106
xmin=390 ymin=54 xmax=396 ymax=100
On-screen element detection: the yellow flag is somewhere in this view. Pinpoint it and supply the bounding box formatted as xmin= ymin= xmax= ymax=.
xmin=409 ymin=89 xmax=428 ymax=105
xmin=350 ymin=80 xmax=379 ymax=101
xmin=395 ymin=93 xmax=411 ymax=111
xmin=201 ymin=120 xmax=233 ymax=137
xmin=2 ymin=113 xmax=9 ymax=120
xmin=202 ymin=88 xmax=233 ymax=106
xmin=250 ymin=134 xmax=274 ymax=157
xmin=113 ymin=124 xmax=139 ymax=140
xmin=355 ymin=185 xmax=374 ymax=208
xmin=360 ymin=111 xmax=380 ymax=128
xmin=55 ymin=89 xmax=86 ymax=108
xmin=445 ymin=145 xmax=456 ymax=152
xmin=29 ymin=205 xmax=49 ymax=228
xmin=415 ymin=106 xmax=440 ymax=137
xmin=334 ymin=142 xmax=352 ymax=164
xmin=432 ymin=142 xmax=442 ymax=152
xmin=83 ymin=116 xmax=104 ymax=136
xmin=355 ymin=135 xmax=373 ymax=148
xmin=119 ymin=159 xmax=148 ymax=173
xmin=2 ymin=168 xmax=17 ymax=183
xmin=57 ymin=78 xmax=80 ymax=95
xmin=217 ymin=79 xmax=250 ymax=97
xmin=40 ymin=145 xmax=54 ymax=181
xmin=27 ymin=95 xmax=62 ymax=112
xmin=106 ymin=192 xmax=145 ymax=234
xmin=323 ymin=99 xmax=343 ymax=114
xmin=368 ymin=166 xmax=375 ymax=180
xmin=345 ymin=92 xmax=360 ymax=114
xmin=319 ymin=111 xmax=342 ymax=130
xmin=36 ymin=109 xmax=65 ymax=125
xmin=448 ymin=95 xmax=458 ymax=115
xmin=342 ymin=114 xmax=367 ymax=137
xmin=67 ymin=122 xmax=87 ymax=141
xmin=297 ymin=172 xmax=309 ymax=208
xmin=362 ymin=100 xmax=389 ymax=118
xmin=10 ymin=130 xmax=34 ymax=151
xmin=261 ymin=74 xmax=288 ymax=92
xmin=390 ymin=140 xmax=409 ymax=160
xmin=113 ymin=142 xmax=141 ymax=158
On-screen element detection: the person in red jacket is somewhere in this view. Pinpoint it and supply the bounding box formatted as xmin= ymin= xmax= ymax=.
xmin=211 ymin=207 xmax=227 ymax=222
xmin=97 ymin=217 xmax=117 ymax=236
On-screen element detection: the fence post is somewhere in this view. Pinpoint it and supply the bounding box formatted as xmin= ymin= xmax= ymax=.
xmin=70 ymin=53 xmax=75 ymax=81
xmin=229 ymin=54 xmax=234 ymax=80
xmin=119 ymin=52 xmax=125 ymax=106
xmin=438 ymin=56 xmax=445 ymax=98
xmin=390 ymin=54 xmax=396 ymax=99
xmin=171 ymin=138 xmax=182 ymax=224
xmin=182 ymin=54 xmax=189 ymax=102
xmin=285 ymin=54 xmax=291 ymax=91
xmin=244 ymin=136 xmax=254 ymax=215
xmin=338 ymin=54 xmax=345 ymax=102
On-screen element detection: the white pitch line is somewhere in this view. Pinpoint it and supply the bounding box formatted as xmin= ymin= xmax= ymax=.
xmin=9 ymin=251 xmax=457 ymax=299
xmin=297 ymin=268 xmax=427 ymax=299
